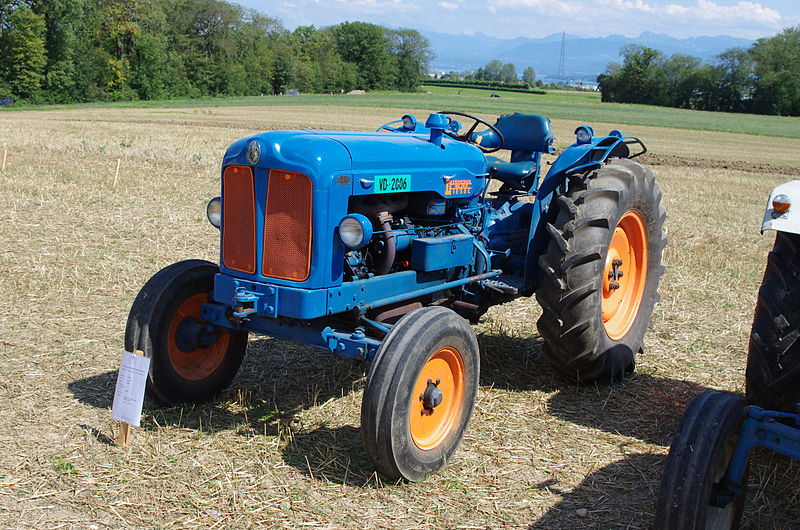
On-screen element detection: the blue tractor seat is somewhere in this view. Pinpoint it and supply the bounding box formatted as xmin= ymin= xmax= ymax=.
xmin=473 ymin=112 xmax=555 ymax=192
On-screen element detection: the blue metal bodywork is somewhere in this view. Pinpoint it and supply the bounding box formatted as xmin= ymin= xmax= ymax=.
xmin=205 ymin=112 xmax=645 ymax=360
xmin=714 ymin=403 xmax=800 ymax=508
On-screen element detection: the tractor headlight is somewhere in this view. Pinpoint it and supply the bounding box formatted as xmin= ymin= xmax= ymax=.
xmin=574 ymin=126 xmax=594 ymax=144
xmin=402 ymin=114 xmax=417 ymax=130
xmin=339 ymin=214 xmax=373 ymax=249
xmin=207 ymin=197 xmax=222 ymax=228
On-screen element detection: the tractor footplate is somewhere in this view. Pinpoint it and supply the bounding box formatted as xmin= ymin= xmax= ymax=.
xmin=483 ymin=279 xmax=519 ymax=295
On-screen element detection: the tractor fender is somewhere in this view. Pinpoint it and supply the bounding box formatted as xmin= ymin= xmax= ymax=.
xmin=521 ymin=135 xmax=643 ymax=292
xmin=762 ymin=180 xmax=800 ymax=235
xmin=544 ymin=135 xmax=639 ymax=181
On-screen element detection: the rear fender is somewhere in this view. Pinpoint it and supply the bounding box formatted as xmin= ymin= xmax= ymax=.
xmin=545 ymin=134 xmax=645 ymax=180
xmin=520 ymin=134 xmax=646 ymax=291
xmin=762 ymin=180 xmax=800 ymax=235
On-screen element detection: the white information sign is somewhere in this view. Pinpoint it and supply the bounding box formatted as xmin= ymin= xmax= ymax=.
xmin=111 ymin=351 xmax=150 ymax=427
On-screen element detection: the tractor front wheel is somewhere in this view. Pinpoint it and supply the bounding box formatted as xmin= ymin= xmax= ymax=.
xmin=536 ymin=158 xmax=666 ymax=382
xmin=746 ymin=231 xmax=800 ymax=410
xmin=125 ymin=260 xmax=248 ymax=404
xmin=361 ymin=306 xmax=479 ymax=482
xmin=655 ymin=391 xmax=749 ymax=530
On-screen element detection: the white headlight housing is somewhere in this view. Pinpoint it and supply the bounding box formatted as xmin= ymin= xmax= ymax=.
xmin=207 ymin=197 xmax=222 ymax=228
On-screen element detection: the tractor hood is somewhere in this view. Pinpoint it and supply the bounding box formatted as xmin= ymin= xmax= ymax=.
xmin=223 ymin=130 xmax=488 ymax=199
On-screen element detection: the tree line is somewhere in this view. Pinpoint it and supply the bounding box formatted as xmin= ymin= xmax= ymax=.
xmin=0 ymin=0 xmax=433 ymax=103
xmin=438 ymin=60 xmax=537 ymax=86
xmin=598 ymin=26 xmax=800 ymax=116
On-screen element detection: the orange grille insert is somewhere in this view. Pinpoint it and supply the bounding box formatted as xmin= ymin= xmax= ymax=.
xmin=222 ymin=166 xmax=256 ymax=274
xmin=262 ymin=169 xmax=312 ymax=281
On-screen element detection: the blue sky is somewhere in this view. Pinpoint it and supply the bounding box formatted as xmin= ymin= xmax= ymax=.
xmin=233 ymin=0 xmax=799 ymax=40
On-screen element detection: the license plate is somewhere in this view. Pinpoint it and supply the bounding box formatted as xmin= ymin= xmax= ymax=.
xmin=375 ymin=174 xmax=410 ymax=194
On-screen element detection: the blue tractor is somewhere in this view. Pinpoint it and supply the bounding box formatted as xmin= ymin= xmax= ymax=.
xmin=126 ymin=111 xmax=667 ymax=481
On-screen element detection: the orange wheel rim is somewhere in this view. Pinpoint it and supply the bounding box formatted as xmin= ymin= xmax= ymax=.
xmin=602 ymin=210 xmax=648 ymax=340
xmin=409 ymin=346 xmax=465 ymax=450
xmin=167 ymin=293 xmax=230 ymax=381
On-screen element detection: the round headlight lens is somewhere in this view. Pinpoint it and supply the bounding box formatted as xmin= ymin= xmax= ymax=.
xmin=402 ymin=114 xmax=416 ymax=130
xmin=207 ymin=197 xmax=222 ymax=228
xmin=339 ymin=214 xmax=373 ymax=249
xmin=575 ymin=127 xmax=591 ymax=144
xmin=247 ymin=140 xmax=261 ymax=165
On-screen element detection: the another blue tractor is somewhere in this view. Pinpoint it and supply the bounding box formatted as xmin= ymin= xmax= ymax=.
xmin=127 ymin=111 xmax=667 ymax=481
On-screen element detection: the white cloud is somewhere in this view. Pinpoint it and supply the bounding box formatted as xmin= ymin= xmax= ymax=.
xmin=484 ymin=0 xmax=784 ymax=38
xmin=439 ymin=1 xmax=459 ymax=10
xmin=597 ymin=0 xmax=780 ymax=24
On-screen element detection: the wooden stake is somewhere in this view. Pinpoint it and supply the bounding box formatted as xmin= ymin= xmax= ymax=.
xmin=113 ymin=158 xmax=121 ymax=187
xmin=1 ymin=146 xmax=6 ymax=172
xmin=117 ymin=349 xmax=144 ymax=447
xmin=182 ymin=137 xmax=188 ymax=151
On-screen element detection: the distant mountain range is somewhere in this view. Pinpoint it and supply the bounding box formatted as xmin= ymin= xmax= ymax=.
xmin=424 ymin=31 xmax=754 ymax=83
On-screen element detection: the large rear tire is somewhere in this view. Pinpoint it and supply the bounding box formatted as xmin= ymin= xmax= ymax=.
xmin=361 ymin=306 xmax=479 ymax=482
xmin=655 ymin=391 xmax=749 ymax=530
xmin=125 ymin=260 xmax=248 ymax=404
xmin=536 ymin=158 xmax=667 ymax=382
xmin=746 ymin=231 xmax=800 ymax=410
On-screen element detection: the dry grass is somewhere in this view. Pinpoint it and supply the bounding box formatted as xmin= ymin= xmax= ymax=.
xmin=0 ymin=104 xmax=798 ymax=528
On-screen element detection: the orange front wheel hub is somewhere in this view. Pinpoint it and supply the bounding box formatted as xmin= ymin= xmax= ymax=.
xmin=409 ymin=347 xmax=465 ymax=450
xmin=167 ymin=293 xmax=230 ymax=381
xmin=602 ymin=210 xmax=648 ymax=340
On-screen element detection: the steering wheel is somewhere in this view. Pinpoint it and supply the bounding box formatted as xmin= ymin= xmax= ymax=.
xmin=437 ymin=111 xmax=504 ymax=153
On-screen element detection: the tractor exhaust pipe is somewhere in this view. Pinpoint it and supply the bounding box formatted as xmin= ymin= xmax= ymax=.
xmin=374 ymin=212 xmax=395 ymax=276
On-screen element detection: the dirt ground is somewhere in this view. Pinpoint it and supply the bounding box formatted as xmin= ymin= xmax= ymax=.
xmin=0 ymin=105 xmax=798 ymax=528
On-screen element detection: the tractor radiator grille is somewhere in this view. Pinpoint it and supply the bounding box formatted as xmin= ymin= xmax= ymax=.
xmin=222 ymin=165 xmax=256 ymax=274
xmin=262 ymin=169 xmax=312 ymax=281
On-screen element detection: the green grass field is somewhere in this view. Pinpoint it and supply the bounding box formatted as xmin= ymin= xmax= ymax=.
xmin=5 ymin=87 xmax=800 ymax=139
xmin=0 ymin=94 xmax=798 ymax=528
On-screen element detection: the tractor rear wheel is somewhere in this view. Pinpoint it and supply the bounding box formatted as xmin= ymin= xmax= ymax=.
xmin=746 ymin=231 xmax=800 ymax=410
xmin=125 ymin=260 xmax=248 ymax=404
xmin=361 ymin=306 xmax=479 ymax=482
xmin=536 ymin=158 xmax=666 ymax=382
xmin=655 ymin=391 xmax=749 ymax=530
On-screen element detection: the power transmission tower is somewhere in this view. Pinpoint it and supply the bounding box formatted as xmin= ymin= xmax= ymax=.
xmin=558 ymin=32 xmax=566 ymax=84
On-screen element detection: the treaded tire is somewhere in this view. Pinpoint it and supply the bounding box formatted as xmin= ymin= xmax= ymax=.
xmin=361 ymin=306 xmax=479 ymax=482
xmin=655 ymin=391 xmax=748 ymax=530
xmin=536 ymin=158 xmax=666 ymax=382
xmin=746 ymin=231 xmax=800 ymax=411
xmin=125 ymin=260 xmax=248 ymax=404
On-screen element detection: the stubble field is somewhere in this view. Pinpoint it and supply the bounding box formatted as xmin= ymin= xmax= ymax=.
xmin=1 ymin=97 xmax=798 ymax=528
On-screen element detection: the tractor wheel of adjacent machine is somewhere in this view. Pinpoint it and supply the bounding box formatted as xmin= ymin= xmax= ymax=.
xmin=655 ymin=391 xmax=749 ymax=530
xmin=746 ymin=231 xmax=800 ymax=411
xmin=536 ymin=158 xmax=667 ymax=382
xmin=361 ymin=306 xmax=480 ymax=482
xmin=124 ymin=260 xmax=248 ymax=405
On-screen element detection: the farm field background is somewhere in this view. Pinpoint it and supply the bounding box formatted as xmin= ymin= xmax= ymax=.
xmin=1 ymin=91 xmax=798 ymax=528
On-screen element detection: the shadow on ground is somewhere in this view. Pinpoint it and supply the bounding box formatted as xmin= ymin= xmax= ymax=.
xmin=528 ymin=452 xmax=663 ymax=529
xmin=67 ymin=327 xmax=720 ymax=493
xmin=527 ymin=443 xmax=800 ymax=529
xmin=67 ymin=335 xmax=366 ymax=443
xmin=547 ymin=372 xmax=718 ymax=447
